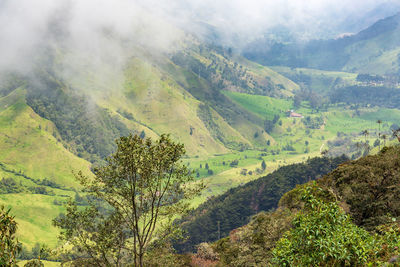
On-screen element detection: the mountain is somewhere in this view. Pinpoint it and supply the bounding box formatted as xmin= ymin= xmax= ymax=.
xmin=0 ymin=33 xmax=302 ymax=248
xmin=244 ymin=13 xmax=400 ymax=75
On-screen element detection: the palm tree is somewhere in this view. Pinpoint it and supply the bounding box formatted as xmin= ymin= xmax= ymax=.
xmin=377 ymin=120 xmax=382 ymax=150
xmin=382 ymin=134 xmax=387 ymax=147
xmin=361 ymin=129 xmax=369 ymax=143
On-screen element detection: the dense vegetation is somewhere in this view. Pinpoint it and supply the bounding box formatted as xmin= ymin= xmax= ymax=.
xmin=319 ymin=146 xmax=400 ymax=230
xmin=199 ymin=146 xmax=400 ymax=266
xmin=330 ymin=85 xmax=400 ymax=108
xmin=175 ymin=155 xmax=348 ymax=252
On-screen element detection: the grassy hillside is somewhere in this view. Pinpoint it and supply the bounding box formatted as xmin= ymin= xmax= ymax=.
xmin=1 ymin=28 xmax=400 ymax=255
xmin=0 ymin=88 xmax=93 ymax=249
xmin=270 ymin=66 xmax=358 ymax=93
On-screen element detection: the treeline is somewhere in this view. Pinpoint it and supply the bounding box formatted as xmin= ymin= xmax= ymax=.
xmin=0 ymin=162 xmax=64 ymax=195
xmin=175 ymin=155 xmax=349 ymax=252
xmin=330 ymin=85 xmax=400 ymax=108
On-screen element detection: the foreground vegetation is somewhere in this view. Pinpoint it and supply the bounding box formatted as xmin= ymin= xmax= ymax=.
xmin=196 ymin=146 xmax=400 ymax=266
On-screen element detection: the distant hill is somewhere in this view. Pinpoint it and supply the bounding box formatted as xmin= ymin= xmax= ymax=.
xmin=244 ymin=13 xmax=400 ymax=75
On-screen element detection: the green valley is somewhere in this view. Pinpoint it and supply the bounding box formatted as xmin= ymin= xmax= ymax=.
xmin=1 ymin=1 xmax=400 ymax=266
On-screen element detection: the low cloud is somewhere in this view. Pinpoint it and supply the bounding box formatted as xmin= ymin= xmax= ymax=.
xmin=0 ymin=0 xmax=397 ymax=76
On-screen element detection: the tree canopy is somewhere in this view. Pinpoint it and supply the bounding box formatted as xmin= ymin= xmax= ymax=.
xmin=54 ymin=134 xmax=203 ymax=266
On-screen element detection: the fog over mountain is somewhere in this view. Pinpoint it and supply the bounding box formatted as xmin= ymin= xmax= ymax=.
xmin=0 ymin=0 xmax=398 ymax=75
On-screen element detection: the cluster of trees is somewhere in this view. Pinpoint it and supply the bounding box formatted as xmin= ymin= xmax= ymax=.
xmin=171 ymin=44 xmax=276 ymax=96
xmin=26 ymin=73 xmax=130 ymax=163
xmin=0 ymin=177 xmax=58 ymax=196
xmin=302 ymin=116 xmax=324 ymax=129
xmin=263 ymin=114 xmax=280 ymax=133
xmin=356 ymin=73 xmax=385 ymax=83
xmin=174 ymin=155 xmax=348 ymax=252
xmin=329 ymin=85 xmax=400 ymax=108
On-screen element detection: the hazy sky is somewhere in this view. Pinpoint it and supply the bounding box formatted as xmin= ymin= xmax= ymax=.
xmin=0 ymin=0 xmax=398 ymax=73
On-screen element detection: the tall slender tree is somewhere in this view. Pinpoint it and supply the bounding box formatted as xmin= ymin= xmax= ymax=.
xmin=361 ymin=130 xmax=369 ymax=142
xmin=377 ymin=120 xmax=382 ymax=150
xmin=382 ymin=134 xmax=387 ymax=147
xmin=56 ymin=134 xmax=204 ymax=266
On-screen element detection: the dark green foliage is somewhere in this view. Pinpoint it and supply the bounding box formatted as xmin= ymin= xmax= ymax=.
xmin=319 ymin=146 xmax=400 ymax=230
xmin=26 ymin=73 xmax=130 ymax=163
xmin=303 ymin=116 xmax=324 ymax=129
xmin=264 ymin=114 xmax=280 ymax=133
xmin=357 ymin=73 xmax=385 ymax=83
xmin=215 ymin=180 xmax=400 ymax=266
xmin=55 ymin=134 xmax=203 ymax=267
xmin=53 ymin=200 xmax=128 ymax=266
xmin=373 ymin=139 xmax=380 ymax=147
xmin=0 ymin=178 xmax=24 ymax=194
xmin=229 ymin=159 xmax=239 ymax=167
xmin=175 ymin=155 xmax=348 ymax=252
xmin=261 ymin=160 xmax=266 ymax=171
xmin=23 ymin=259 xmax=44 ymax=267
xmin=330 ymin=85 xmax=400 ymax=108
xmin=214 ymin=209 xmax=294 ymax=266
xmin=0 ymin=177 xmax=56 ymax=195
xmin=272 ymin=184 xmax=375 ymax=266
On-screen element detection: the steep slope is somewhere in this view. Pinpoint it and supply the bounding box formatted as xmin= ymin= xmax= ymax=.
xmin=175 ymin=155 xmax=348 ymax=252
xmin=244 ymin=13 xmax=400 ymax=75
xmin=0 ymin=87 xmax=93 ymax=248
xmin=209 ymin=146 xmax=400 ymax=266
xmin=0 ymin=36 xmax=301 ymax=249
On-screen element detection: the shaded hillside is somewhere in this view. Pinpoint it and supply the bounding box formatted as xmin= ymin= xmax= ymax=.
xmin=318 ymin=146 xmax=400 ymax=230
xmin=209 ymin=146 xmax=400 ymax=266
xmin=175 ymin=155 xmax=348 ymax=252
xmin=244 ymin=13 xmax=400 ymax=75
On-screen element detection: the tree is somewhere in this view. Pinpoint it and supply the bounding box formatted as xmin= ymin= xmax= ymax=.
xmin=56 ymin=134 xmax=203 ymax=266
xmin=261 ymin=160 xmax=266 ymax=171
xmin=377 ymin=120 xmax=382 ymax=150
xmin=382 ymin=134 xmax=388 ymax=147
xmin=0 ymin=206 xmax=21 ymax=266
xmin=272 ymin=185 xmax=375 ymax=266
xmin=361 ymin=129 xmax=369 ymax=142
